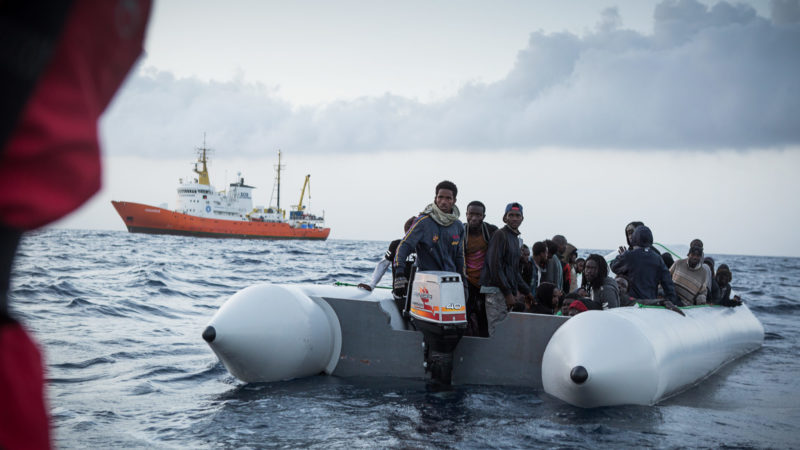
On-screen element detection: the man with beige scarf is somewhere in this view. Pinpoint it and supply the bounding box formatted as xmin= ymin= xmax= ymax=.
xmin=393 ymin=181 xmax=466 ymax=298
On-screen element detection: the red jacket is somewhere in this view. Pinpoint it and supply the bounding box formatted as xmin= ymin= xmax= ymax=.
xmin=1 ymin=2 xmax=151 ymax=449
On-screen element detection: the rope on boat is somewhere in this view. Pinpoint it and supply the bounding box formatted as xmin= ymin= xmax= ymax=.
xmin=334 ymin=281 xmax=391 ymax=289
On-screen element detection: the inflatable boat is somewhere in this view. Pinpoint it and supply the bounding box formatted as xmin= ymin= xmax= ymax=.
xmin=202 ymin=271 xmax=764 ymax=407
xmin=202 ymin=272 xmax=567 ymax=387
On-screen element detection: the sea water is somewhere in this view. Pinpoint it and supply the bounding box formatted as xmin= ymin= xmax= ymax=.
xmin=8 ymin=229 xmax=800 ymax=448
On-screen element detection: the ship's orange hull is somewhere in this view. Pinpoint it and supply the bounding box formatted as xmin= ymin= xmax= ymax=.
xmin=111 ymin=201 xmax=330 ymax=240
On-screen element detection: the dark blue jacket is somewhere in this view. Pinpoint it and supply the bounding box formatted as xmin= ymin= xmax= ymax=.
xmin=394 ymin=214 xmax=465 ymax=278
xmin=610 ymin=226 xmax=677 ymax=302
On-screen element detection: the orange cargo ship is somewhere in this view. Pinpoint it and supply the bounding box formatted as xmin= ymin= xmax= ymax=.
xmin=112 ymin=145 xmax=330 ymax=240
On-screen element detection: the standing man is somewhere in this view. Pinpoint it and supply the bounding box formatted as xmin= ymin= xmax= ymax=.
xmin=543 ymin=239 xmax=563 ymax=289
xmin=393 ymin=181 xmax=466 ymax=297
xmin=479 ymin=203 xmax=535 ymax=336
xmin=574 ymin=257 xmax=586 ymax=291
xmin=530 ymin=241 xmax=549 ymax=298
xmin=552 ymin=235 xmax=573 ymax=292
xmin=463 ymin=201 xmax=498 ymax=337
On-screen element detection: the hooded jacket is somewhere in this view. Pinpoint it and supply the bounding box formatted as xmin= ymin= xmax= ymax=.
xmin=610 ymin=226 xmax=677 ymax=302
xmin=543 ymin=255 xmax=562 ymax=289
xmin=587 ymin=276 xmax=621 ymax=309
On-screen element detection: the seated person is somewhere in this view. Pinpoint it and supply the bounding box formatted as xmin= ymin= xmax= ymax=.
xmin=525 ymin=282 xmax=561 ymax=315
xmin=567 ymin=300 xmax=589 ymax=317
xmin=704 ymin=256 xmax=721 ymax=303
xmin=615 ymin=275 xmax=637 ymax=307
xmin=713 ymin=264 xmax=743 ymax=307
xmin=559 ymin=292 xmax=582 ymax=315
xmin=582 ymin=254 xmax=620 ymax=309
xmin=669 ymin=244 xmax=708 ymax=306
xmin=520 ymin=244 xmax=533 ymax=286
xmin=661 ymin=253 xmax=675 ymax=271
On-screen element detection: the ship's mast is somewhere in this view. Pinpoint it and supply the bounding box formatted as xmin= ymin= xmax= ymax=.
xmin=277 ymin=150 xmax=281 ymax=209
xmin=194 ymin=134 xmax=211 ymax=185
xmin=269 ymin=149 xmax=285 ymax=210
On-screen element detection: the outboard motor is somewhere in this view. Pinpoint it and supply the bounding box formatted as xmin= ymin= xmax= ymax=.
xmin=406 ymin=271 xmax=467 ymax=385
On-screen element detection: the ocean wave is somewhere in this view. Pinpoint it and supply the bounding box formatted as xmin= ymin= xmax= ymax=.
xmin=49 ymin=373 xmax=106 ymax=384
xmin=764 ymin=331 xmax=783 ymax=341
xmin=132 ymin=365 xmax=192 ymax=381
xmin=66 ymin=297 xmax=94 ymax=308
xmin=52 ymin=356 xmax=116 ymax=369
xmin=117 ymin=300 xmax=181 ymax=319
xmin=157 ymin=286 xmax=197 ymax=298
xmin=161 ymin=362 xmax=228 ymax=383
xmin=131 ymin=381 xmax=162 ymax=396
xmin=225 ymin=257 xmax=266 ymax=265
xmin=750 ymin=301 xmax=800 ymax=313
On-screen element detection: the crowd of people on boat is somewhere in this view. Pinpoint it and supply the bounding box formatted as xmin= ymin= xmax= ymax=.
xmin=359 ymin=180 xmax=743 ymax=338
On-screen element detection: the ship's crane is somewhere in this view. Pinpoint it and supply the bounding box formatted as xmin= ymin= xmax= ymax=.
xmin=296 ymin=175 xmax=311 ymax=213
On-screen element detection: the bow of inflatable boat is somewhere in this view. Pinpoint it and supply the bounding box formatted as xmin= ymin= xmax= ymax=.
xmin=203 ymin=284 xmax=343 ymax=383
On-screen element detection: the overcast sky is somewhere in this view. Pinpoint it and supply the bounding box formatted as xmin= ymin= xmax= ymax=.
xmin=56 ymin=0 xmax=800 ymax=257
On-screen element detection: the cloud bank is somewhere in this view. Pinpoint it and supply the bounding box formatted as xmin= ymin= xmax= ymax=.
xmin=102 ymin=0 xmax=800 ymax=157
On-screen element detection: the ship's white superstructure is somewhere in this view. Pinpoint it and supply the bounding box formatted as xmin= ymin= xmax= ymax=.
xmin=170 ymin=144 xmax=324 ymax=228
xmin=175 ymin=176 xmax=255 ymax=221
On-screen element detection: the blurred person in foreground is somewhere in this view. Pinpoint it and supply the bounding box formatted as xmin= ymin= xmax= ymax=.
xmin=1 ymin=2 xmax=152 ymax=448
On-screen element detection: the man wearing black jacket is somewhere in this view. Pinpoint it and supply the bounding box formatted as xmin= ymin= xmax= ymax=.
xmin=610 ymin=225 xmax=678 ymax=305
xmin=479 ymin=203 xmax=535 ymax=337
